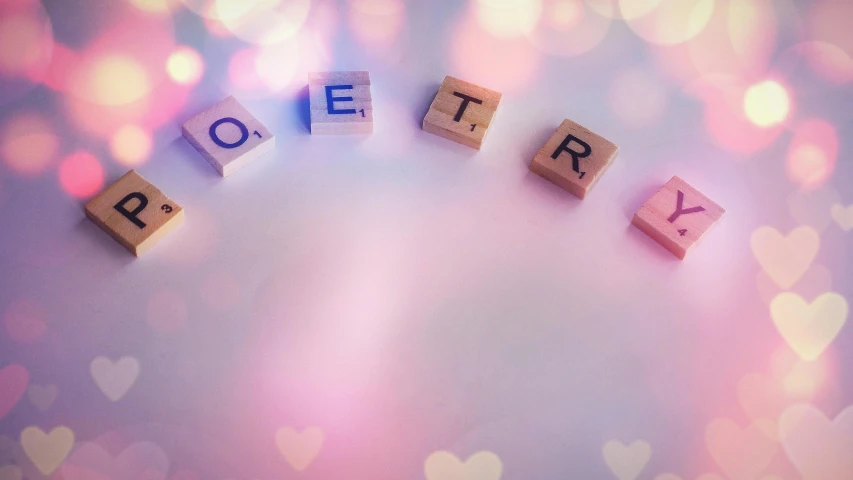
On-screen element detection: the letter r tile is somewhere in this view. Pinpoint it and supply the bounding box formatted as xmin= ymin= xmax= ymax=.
xmin=181 ymin=96 xmax=275 ymax=177
xmin=85 ymin=170 xmax=184 ymax=257
xmin=529 ymin=119 xmax=619 ymax=199
xmin=631 ymin=175 xmax=725 ymax=259
xmin=309 ymin=71 xmax=373 ymax=135
xmin=422 ymin=76 xmax=502 ymax=150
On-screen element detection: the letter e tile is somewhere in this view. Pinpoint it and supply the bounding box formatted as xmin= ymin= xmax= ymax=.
xmin=309 ymin=71 xmax=373 ymax=135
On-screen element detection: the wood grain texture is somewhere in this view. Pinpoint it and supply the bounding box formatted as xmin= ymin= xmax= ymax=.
xmin=422 ymin=76 xmax=502 ymax=150
xmin=309 ymin=71 xmax=373 ymax=135
xmin=631 ymin=176 xmax=725 ymax=259
xmin=529 ymin=119 xmax=619 ymax=199
xmin=181 ymin=96 xmax=275 ymax=177
xmin=85 ymin=170 xmax=184 ymax=257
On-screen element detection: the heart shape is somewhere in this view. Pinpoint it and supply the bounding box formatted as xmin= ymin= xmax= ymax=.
xmin=705 ymin=418 xmax=777 ymax=480
xmin=27 ymin=384 xmax=58 ymax=412
xmin=779 ymin=404 xmax=853 ymax=479
xmin=0 ymin=465 xmax=23 ymax=480
xmin=0 ymin=365 xmax=28 ymax=420
xmin=90 ymin=356 xmax=140 ymax=401
xmin=830 ymin=204 xmax=853 ymax=231
xmin=750 ymin=226 xmax=820 ymax=289
xmin=424 ymin=451 xmax=503 ymax=480
xmin=60 ymin=441 xmax=169 ymax=480
xmin=274 ymin=427 xmax=323 ymax=471
xmin=755 ymin=263 xmax=832 ymax=306
xmin=20 ymin=426 xmax=75 ymax=475
xmin=602 ymin=440 xmax=651 ymax=480
xmin=770 ymin=292 xmax=848 ymax=361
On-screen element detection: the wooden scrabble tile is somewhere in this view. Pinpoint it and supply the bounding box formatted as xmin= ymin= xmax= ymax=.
xmin=85 ymin=170 xmax=184 ymax=257
xmin=182 ymin=96 xmax=275 ymax=177
xmin=309 ymin=71 xmax=373 ymax=135
xmin=422 ymin=76 xmax=502 ymax=150
xmin=631 ymin=176 xmax=725 ymax=259
xmin=529 ymin=119 xmax=619 ymax=199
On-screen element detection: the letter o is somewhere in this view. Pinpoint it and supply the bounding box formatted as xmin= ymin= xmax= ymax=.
xmin=209 ymin=117 xmax=249 ymax=149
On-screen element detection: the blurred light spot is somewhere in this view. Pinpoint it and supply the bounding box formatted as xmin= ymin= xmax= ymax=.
xmin=743 ymin=80 xmax=789 ymax=127
xmin=788 ymin=145 xmax=829 ymax=188
xmin=255 ymin=41 xmax=299 ymax=91
xmin=728 ymin=0 xmax=777 ymax=71
xmin=0 ymin=111 xmax=59 ymax=175
xmin=59 ymin=152 xmax=104 ymax=198
xmin=528 ymin=0 xmax=611 ymax=57
xmin=650 ymin=1 xmax=775 ymax=90
xmin=180 ymin=0 xmax=218 ymax=18
xmin=203 ymin=13 xmax=235 ymax=37
xmin=451 ymin=14 xmax=541 ymax=93
xmin=0 ymin=13 xmax=49 ymax=76
xmin=130 ymin=0 xmax=178 ymax=12
xmin=216 ymin=0 xmax=311 ymax=45
xmin=807 ymin=0 xmax=853 ymax=83
xmin=63 ymin=12 xmax=175 ymax=107
xmin=84 ymin=55 xmax=152 ymax=106
xmin=64 ymin=75 xmax=189 ymax=140
xmin=40 ymin=42 xmax=79 ymax=92
xmin=786 ymin=119 xmax=837 ymax=190
xmin=199 ymin=270 xmax=241 ymax=311
xmin=795 ymin=41 xmax=853 ymax=84
xmin=609 ymin=68 xmax=668 ymax=128
xmin=147 ymin=290 xmax=188 ymax=333
xmin=617 ymin=0 xmax=663 ymax=19
xmin=703 ymin=85 xmax=782 ymax=155
xmin=624 ymin=0 xmax=714 ymax=45
xmin=348 ymin=0 xmax=406 ymax=46
xmin=228 ymin=47 xmax=265 ymax=91
xmin=474 ymin=0 xmax=542 ymax=37
xmin=550 ymin=0 xmax=582 ymax=26
xmin=110 ymin=125 xmax=152 ymax=167
xmin=3 ymin=298 xmax=47 ymax=343
xmin=166 ymin=46 xmax=204 ymax=85
xmin=0 ymin=1 xmax=53 ymax=106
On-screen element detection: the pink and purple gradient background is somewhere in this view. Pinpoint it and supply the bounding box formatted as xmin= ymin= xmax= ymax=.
xmin=0 ymin=0 xmax=852 ymax=478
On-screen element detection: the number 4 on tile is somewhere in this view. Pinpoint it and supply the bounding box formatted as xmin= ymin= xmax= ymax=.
xmin=631 ymin=176 xmax=725 ymax=259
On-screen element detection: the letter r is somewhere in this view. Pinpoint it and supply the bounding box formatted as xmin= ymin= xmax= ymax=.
xmin=552 ymin=134 xmax=591 ymax=173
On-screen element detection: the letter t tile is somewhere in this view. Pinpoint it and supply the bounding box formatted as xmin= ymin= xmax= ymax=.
xmin=422 ymin=76 xmax=502 ymax=150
